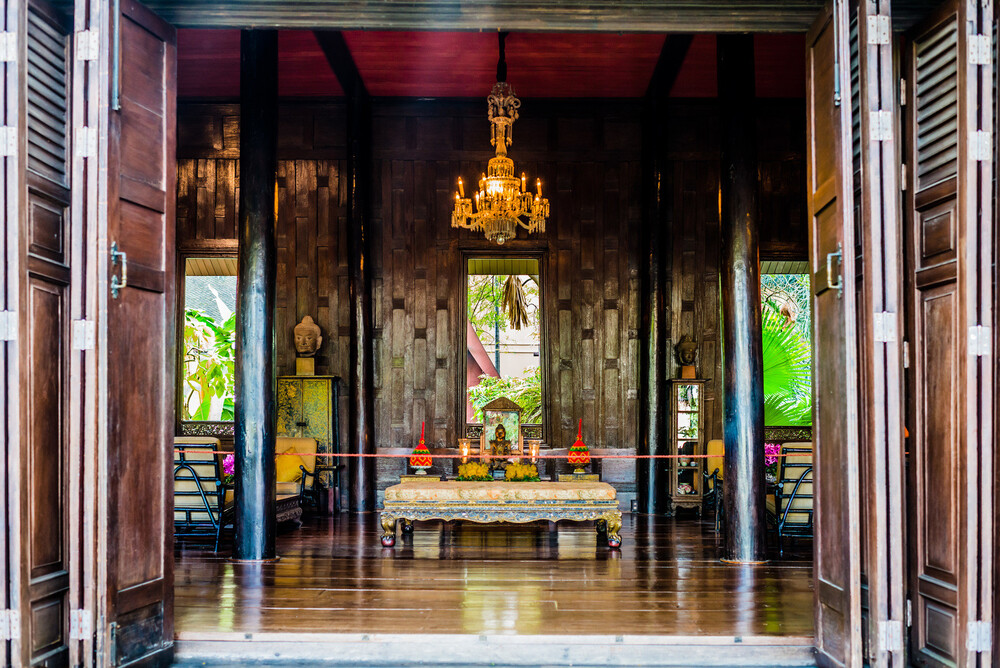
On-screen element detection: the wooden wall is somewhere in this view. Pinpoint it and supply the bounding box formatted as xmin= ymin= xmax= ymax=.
xmin=175 ymin=98 xmax=806 ymax=493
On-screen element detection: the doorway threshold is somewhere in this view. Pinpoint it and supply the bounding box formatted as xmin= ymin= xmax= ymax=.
xmin=174 ymin=631 xmax=816 ymax=667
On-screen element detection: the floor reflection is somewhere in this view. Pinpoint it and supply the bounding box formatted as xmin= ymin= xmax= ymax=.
xmin=174 ymin=513 xmax=814 ymax=637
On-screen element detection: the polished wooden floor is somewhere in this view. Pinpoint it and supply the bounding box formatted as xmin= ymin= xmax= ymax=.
xmin=174 ymin=513 xmax=814 ymax=638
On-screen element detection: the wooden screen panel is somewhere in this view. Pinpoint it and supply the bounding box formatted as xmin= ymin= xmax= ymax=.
xmin=806 ymin=2 xmax=863 ymax=666
xmin=905 ymin=0 xmax=995 ymax=665
xmin=905 ymin=4 xmax=965 ymax=666
xmin=101 ymin=0 xmax=176 ymax=664
xmin=854 ymin=1 xmax=907 ymax=666
xmin=19 ymin=0 xmax=72 ymax=664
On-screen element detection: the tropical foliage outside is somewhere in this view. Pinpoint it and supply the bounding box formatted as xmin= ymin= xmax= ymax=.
xmin=182 ymin=308 xmax=236 ymax=421
xmin=467 ymin=272 xmax=543 ymax=423
xmin=761 ymin=274 xmax=812 ymax=426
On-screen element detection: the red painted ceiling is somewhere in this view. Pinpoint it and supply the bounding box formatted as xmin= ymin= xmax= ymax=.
xmin=177 ymin=29 xmax=804 ymax=99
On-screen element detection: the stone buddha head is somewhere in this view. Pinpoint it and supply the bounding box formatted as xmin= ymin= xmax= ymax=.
xmin=293 ymin=316 xmax=322 ymax=357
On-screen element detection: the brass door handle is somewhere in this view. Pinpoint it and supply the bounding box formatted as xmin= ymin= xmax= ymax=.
xmin=826 ymin=243 xmax=842 ymax=298
xmin=111 ymin=242 xmax=128 ymax=299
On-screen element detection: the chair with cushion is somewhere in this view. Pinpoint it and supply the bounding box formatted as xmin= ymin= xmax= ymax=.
xmin=765 ymin=442 xmax=813 ymax=556
xmin=173 ymin=437 xmax=227 ymax=552
xmin=703 ymin=439 xmax=725 ymax=532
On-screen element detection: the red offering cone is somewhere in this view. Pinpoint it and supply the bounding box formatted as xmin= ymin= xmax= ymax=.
xmin=567 ymin=418 xmax=590 ymax=473
xmin=410 ymin=422 xmax=432 ymax=473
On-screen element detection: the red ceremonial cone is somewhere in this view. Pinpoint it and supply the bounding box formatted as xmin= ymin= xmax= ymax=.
xmin=410 ymin=422 xmax=432 ymax=473
xmin=567 ymin=418 xmax=590 ymax=473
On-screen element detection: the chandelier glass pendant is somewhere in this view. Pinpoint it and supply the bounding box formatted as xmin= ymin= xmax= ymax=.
xmin=452 ymin=32 xmax=549 ymax=245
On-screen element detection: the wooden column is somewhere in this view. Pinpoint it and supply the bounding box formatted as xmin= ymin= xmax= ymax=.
xmin=717 ymin=34 xmax=766 ymax=562
xmin=639 ymin=36 xmax=692 ymax=514
xmin=315 ymin=32 xmax=375 ymax=511
xmin=234 ymin=29 xmax=278 ymax=559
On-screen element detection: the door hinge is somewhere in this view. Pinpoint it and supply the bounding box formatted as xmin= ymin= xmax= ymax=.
xmin=0 ymin=609 xmax=21 ymax=640
xmin=877 ymin=619 xmax=905 ymax=653
xmin=967 ymin=620 xmax=992 ymax=652
xmin=970 ymin=130 xmax=992 ymax=161
xmin=0 ymin=32 xmax=16 ymax=61
xmin=0 ymin=126 xmax=16 ymax=157
xmin=968 ymin=325 xmax=991 ymax=356
xmin=900 ymin=163 xmax=907 ymax=189
xmin=0 ymin=310 xmax=16 ymax=342
xmin=867 ymin=14 xmax=891 ymax=45
xmin=71 ymin=319 xmax=96 ymax=351
xmin=903 ymin=340 xmax=910 ymax=368
xmin=899 ymin=78 xmax=907 ymax=106
xmin=109 ymin=621 xmax=118 ymax=666
xmin=870 ymin=110 xmax=894 ymax=142
xmin=75 ymin=30 xmax=99 ymax=61
xmin=905 ymin=598 xmax=912 ymax=627
xmin=75 ymin=127 xmax=97 ymax=159
xmin=969 ymin=34 xmax=991 ymax=65
xmin=874 ymin=311 xmax=898 ymax=342
xmin=69 ymin=610 xmax=92 ymax=640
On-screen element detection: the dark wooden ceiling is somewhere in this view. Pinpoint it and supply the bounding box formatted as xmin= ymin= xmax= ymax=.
xmin=142 ymin=0 xmax=940 ymax=33
xmin=178 ymin=30 xmax=806 ymax=99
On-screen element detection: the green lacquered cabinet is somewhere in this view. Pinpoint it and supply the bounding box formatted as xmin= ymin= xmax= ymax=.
xmin=276 ymin=375 xmax=339 ymax=485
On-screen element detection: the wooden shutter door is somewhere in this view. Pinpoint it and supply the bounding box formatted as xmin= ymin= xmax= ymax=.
xmin=903 ymin=0 xmax=994 ymax=665
xmin=807 ymin=2 xmax=864 ymax=666
xmin=852 ymin=1 xmax=907 ymax=665
xmin=95 ymin=0 xmax=176 ymax=665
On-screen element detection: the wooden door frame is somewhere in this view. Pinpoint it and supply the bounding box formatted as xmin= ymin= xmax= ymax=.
xmin=25 ymin=0 xmax=992 ymax=656
xmin=2 ymin=0 xmax=26 ymax=664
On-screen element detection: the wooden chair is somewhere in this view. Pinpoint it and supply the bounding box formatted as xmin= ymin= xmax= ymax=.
xmin=766 ymin=443 xmax=813 ymax=556
xmin=173 ymin=437 xmax=227 ymax=552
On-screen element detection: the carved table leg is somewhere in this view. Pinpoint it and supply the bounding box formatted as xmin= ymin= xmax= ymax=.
xmin=605 ymin=512 xmax=623 ymax=548
xmin=380 ymin=513 xmax=397 ymax=547
xmin=401 ymin=518 xmax=414 ymax=534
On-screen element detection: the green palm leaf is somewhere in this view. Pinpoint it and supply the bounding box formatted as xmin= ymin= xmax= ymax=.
xmin=761 ymin=301 xmax=812 ymax=425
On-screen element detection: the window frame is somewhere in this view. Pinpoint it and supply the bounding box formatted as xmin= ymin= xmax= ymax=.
xmin=460 ymin=249 xmax=549 ymax=445
xmin=176 ymin=243 xmax=238 ymax=434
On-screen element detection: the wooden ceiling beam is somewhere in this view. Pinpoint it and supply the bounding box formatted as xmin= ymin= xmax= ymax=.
xmin=313 ymin=30 xmax=368 ymax=99
xmin=645 ymin=34 xmax=694 ymax=99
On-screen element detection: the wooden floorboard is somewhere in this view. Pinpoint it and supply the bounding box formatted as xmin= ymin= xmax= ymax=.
xmin=174 ymin=513 xmax=815 ymax=638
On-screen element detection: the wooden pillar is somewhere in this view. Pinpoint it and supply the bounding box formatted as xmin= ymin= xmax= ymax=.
xmin=639 ymin=36 xmax=692 ymax=514
xmin=639 ymin=96 xmax=668 ymax=514
xmin=717 ymin=34 xmax=767 ymax=562
xmin=347 ymin=85 xmax=375 ymax=512
xmin=234 ymin=29 xmax=278 ymax=560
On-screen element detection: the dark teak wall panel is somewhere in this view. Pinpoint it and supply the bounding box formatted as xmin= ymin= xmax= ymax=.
xmin=176 ymin=99 xmax=806 ymax=493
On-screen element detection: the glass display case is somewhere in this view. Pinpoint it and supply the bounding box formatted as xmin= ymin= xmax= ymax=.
xmin=669 ymin=379 xmax=706 ymax=515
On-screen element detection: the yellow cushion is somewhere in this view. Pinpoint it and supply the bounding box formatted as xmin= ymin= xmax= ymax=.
xmin=706 ymin=439 xmax=725 ymax=482
xmin=276 ymin=437 xmax=317 ymax=475
xmin=276 ymin=481 xmax=301 ymax=495
xmin=384 ymin=481 xmax=617 ymax=503
xmin=276 ymin=453 xmax=304 ymax=483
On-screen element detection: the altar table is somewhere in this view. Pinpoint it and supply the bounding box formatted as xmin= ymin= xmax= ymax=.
xmin=379 ymin=481 xmax=623 ymax=548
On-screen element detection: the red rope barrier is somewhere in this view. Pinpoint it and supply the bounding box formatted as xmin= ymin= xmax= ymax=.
xmin=173 ymin=449 xmax=802 ymax=460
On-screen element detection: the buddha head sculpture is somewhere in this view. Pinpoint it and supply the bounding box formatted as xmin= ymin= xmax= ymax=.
xmin=293 ymin=316 xmax=322 ymax=357
xmin=675 ymin=335 xmax=698 ymax=367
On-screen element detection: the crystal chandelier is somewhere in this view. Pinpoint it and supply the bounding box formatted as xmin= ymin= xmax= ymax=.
xmin=452 ymin=33 xmax=549 ymax=245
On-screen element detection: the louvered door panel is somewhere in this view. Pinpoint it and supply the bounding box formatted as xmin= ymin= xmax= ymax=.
xmin=913 ymin=15 xmax=958 ymax=192
xmin=26 ymin=5 xmax=69 ymax=187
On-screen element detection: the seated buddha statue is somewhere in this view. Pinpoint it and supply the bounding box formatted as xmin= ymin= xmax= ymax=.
xmin=489 ymin=424 xmax=513 ymax=469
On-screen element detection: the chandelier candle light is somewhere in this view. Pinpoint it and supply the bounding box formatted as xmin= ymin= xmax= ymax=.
xmin=452 ymin=32 xmax=549 ymax=245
